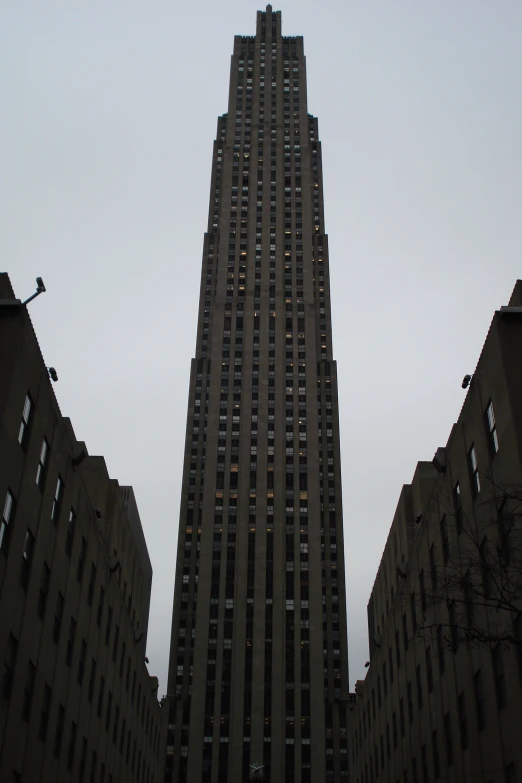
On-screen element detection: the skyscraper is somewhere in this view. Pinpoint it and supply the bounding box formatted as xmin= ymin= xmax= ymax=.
xmin=165 ymin=7 xmax=349 ymax=782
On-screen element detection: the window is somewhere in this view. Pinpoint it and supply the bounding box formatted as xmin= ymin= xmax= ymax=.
xmin=410 ymin=592 xmax=417 ymax=633
xmin=22 ymin=661 xmax=36 ymax=721
xmin=77 ymin=538 xmax=87 ymax=583
xmin=67 ymin=721 xmax=77 ymax=772
xmin=505 ymin=763 xmax=517 ymax=783
xmin=443 ymin=711 xmax=453 ymax=766
xmin=105 ymin=607 xmax=112 ymax=646
xmin=38 ymin=563 xmax=51 ymax=619
xmin=492 ymin=645 xmax=506 ymax=709
xmin=440 ymin=515 xmax=449 ymax=563
xmin=429 ymin=545 xmax=437 ymax=589
xmin=468 ymin=444 xmax=480 ymax=497
xmin=87 ymin=563 xmax=96 ymax=606
xmin=18 ymin=393 xmax=33 ymax=448
xmin=2 ymin=634 xmax=18 ymax=700
xmin=416 ymin=665 xmax=422 ymax=708
xmin=419 ymin=570 xmax=426 ymax=614
xmin=65 ymin=508 xmax=76 ymax=555
xmin=485 ymin=400 xmax=499 ymax=454
xmin=402 ymin=612 xmax=408 ymax=651
xmin=78 ymin=639 xmax=87 ymax=685
xmin=66 ymin=617 xmax=77 ymax=666
xmin=21 ymin=530 xmax=35 ymax=588
xmin=97 ymin=587 xmax=105 ymax=627
xmin=36 ymin=438 xmax=50 ymax=488
xmin=39 ymin=684 xmax=52 ymax=741
xmin=432 ymin=731 xmax=440 ymax=779
xmin=1 ymin=489 xmax=15 ymax=552
xmin=54 ymin=703 xmax=65 ymax=758
xmin=88 ymin=659 xmax=96 ymax=702
xmin=53 ymin=591 xmax=64 ymax=644
xmin=480 ymin=538 xmax=492 ymax=597
xmin=453 ymin=482 xmax=462 ymax=532
xmin=473 ymin=669 xmax=486 ymax=730
xmin=426 ymin=647 xmax=433 ymax=692
xmin=436 ymin=626 xmax=445 ymax=673
xmin=51 ymin=476 xmax=64 ymax=522
xmin=457 ymin=693 xmax=468 ymax=749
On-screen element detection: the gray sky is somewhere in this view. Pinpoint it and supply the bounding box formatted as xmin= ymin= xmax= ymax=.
xmin=2 ymin=0 xmax=522 ymax=696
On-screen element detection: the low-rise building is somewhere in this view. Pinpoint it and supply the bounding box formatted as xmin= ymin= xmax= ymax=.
xmin=350 ymin=282 xmax=522 ymax=783
xmin=0 ymin=273 xmax=163 ymax=781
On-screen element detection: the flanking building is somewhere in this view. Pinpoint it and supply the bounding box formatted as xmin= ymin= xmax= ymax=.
xmin=349 ymin=282 xmax=522 ymax=783
xmin=0 ymin=273 xmax=163 ymax=782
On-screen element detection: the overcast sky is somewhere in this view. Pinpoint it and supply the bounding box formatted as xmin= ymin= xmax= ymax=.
xmin=2 ymin=0 xmax=522 ymax=696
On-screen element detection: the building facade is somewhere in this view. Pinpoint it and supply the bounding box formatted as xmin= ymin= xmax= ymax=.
xmin=164 ymin=6 xmax=349 ymax=783
xmin=350 ymin=282 xmax=522 ymax=783
xmin=0 ymin=273 xmax=163 ymax=782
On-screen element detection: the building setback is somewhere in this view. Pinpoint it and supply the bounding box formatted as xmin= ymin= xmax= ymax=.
xmin=0 ymin=273 xmax=163 ymax=782
xmin=349 ymin=283 xmax=522 ymax=783
xmin=164 ymin=6 xmax=349 ymax=783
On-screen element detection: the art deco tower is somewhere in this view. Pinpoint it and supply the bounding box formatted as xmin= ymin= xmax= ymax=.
xmin=165 ymin=7 xmax=349 ymax=783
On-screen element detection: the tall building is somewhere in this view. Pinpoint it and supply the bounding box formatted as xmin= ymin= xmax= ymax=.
xmin=349 ymin=283 xmax=522 ymax=783
xmin=165 ymin=7 xmax=349 ymax=783
xmin=0 ymin=273 xmax=163 ymax=782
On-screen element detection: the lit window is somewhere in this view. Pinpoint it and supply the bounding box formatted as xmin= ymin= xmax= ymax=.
xmin=18 ymin=394 xmax=33 ymax=448
xmin=1 ymin=490 xmax=15 ymax=551
xmin=485 ymin=400 xmax=499 ymax=454
xmin=468 ymin=444 xmax=480 ymax=497
xmin=51 ymin=476 xmax=64 ymax=522
xmin=36 ymin=438 xmax=50 ymax=488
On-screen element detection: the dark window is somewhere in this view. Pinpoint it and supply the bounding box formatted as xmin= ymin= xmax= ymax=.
xmin=97 ymin=676 xmax=105 ymax=717
xmin=419 ymin=570 xmax=426 ymax=614
xmin=66 ymin=617 xmax=77 ymax=666
xmin=97 ymin=587 xmax=105 ymax=626
xmin=1 ymin=489 xmax=15 ymax=552
xmin=473 ymin=669 xmax=486 ymax=730
xmin=395 ymin=630 xmax=401 ymax=668
xmin=402 ymin=612 xmax=408 ymax=650
xmin=485 ymin=400 xmax=499 ymax=454
xmin=432 ymin=731 xmax=440 ymax=780
xmin=21 ymin=529 xmax=35 ymax=588
xmin=492 ymin=645 xmax=506 ymax=709
xmin=39 ymin=684 xmax=52 ymax=741
xmin=79 ymin=737 xmax=87 ymax=783
xmin=457 ymin=693 xmax=468 ymax=749
xmin=436 ymin=626 xmax=445 ymax=673
xmin=54 ymin=703 xmax=65 ymax=758
xmin=78 ymin=639 xmax=87 ymax=685
xmin=440 ymin=515 xmax=450 ymax=563
xmin=67 ymin=721 xmax=77 ymax=771
xmin=105 ymin=607 xmax=112 ymax=646
xmin=443 ymin=711 xmax=453 ymax=766
xmin=480 ymin=538 xmax=492 ymax=597
xmin=2 ymin=634 xmax=18 ymax=700
xmin=65 ymin=508 xmax=76 ymax=555
xmin=88 ymin=659 xmax=96 ymax=702
xmin=18 ymin=393 xmax=33 ymax=449
xmin=22 ymin=661 xmax=36 ymax=721
xmin=53 ymin=591 xmax=64 ymax=644
xmin=416 ymin=665 xmax=422 ymax=708
xmin=38 ymin=562 xmax=51 ymax=619
xmin=77 ymin=538 xmax=87 ymax=583
xmin=505 ymin=763 xmax=517 ymax=783
xmin=410 ymin=593 xmax=417 ymax=633
xmin=87 ymin=563 xmax=96 ymax=606
xmin=429 ymin=544 xmax=437 ymax=589
xmin=426 ymin=647 xmax=433 ymax=692
xmin=36 ymin=438 xmax=50 ymax=488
